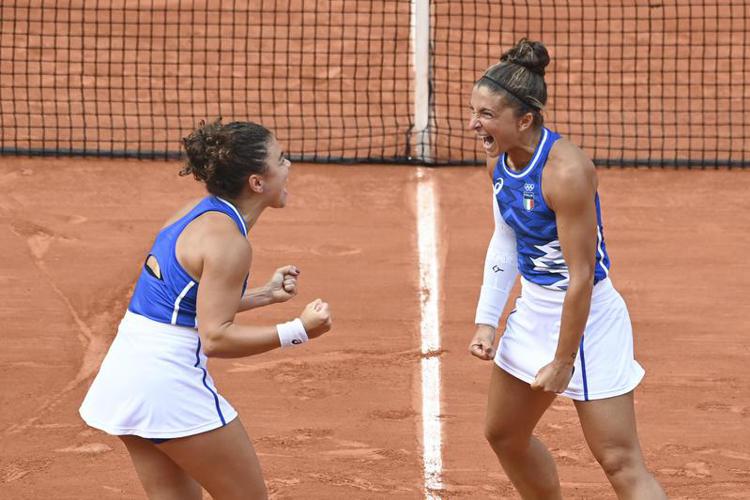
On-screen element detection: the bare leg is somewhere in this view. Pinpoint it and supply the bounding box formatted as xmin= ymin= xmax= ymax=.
xmin=157 ymin=417 xmax=268 ymax=500
xmin=485 ymin=365 xmax=561 ymax=500
xmin=575 ymin=391 xmax=667 ymax=500
xmin=120 ymin=436 xmax=202 ymax=500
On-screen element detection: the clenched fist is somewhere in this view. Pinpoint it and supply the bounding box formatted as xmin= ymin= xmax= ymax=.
xmin=469 ymin=324 xmax=497 ymax=360
xmin=300 ymin=299 xmax=332 ymax=339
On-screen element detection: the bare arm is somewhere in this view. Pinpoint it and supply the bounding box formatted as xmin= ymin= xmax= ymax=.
xmin=238 ymin=286 xmax=275 ymax=311
xmin=196 ymin=228 xmax=283 ymax=357
xmin=193 ymin=221 xmax=331 ymax=358
xmin=531 ymin=145 xmax=598 ymax=392
xmin=237 ymin=264 xmax=300 ymax=311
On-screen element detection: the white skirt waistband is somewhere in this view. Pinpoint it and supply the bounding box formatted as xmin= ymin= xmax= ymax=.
xmin=120 ymin=310 xmax=199 ymax=340
xmin=520 ymin=277 xmax=617 ymax=306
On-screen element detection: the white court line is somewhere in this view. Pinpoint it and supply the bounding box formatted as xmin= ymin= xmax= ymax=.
xmin=416 ymin=168 xmax=443 ymax=499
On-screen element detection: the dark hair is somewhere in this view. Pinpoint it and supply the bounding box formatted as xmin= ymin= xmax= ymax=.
xmin=180 ymin=118 xmax=272 ymax=198
xmin=477 ymin=38 xmax=550 ymax=126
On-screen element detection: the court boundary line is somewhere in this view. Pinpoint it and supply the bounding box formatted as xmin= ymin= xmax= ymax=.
xmin=416 ymin=168 xmax=443 ymax=498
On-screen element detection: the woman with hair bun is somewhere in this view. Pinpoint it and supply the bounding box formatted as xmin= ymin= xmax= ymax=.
xmin=468 ymin=39 xmax=666 ymax=498
xmin=80 ymin=119 xmax=332 ymax=499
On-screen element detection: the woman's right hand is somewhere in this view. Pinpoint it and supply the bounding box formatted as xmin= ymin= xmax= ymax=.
xmin=300 ymin=299 xmax=332 ymax=339
xmin=469 ymin=324 xmax=497 ymax=360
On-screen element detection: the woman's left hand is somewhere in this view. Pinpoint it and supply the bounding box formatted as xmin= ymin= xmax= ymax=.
xmin=267 ymin=265 xmax=300 ymax=303
xmin=530 ymin=360 xmax=575 ymax=394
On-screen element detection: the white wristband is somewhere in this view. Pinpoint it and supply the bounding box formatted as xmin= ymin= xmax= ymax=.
xmin=276 ymin=318 xmax=308 ymax=347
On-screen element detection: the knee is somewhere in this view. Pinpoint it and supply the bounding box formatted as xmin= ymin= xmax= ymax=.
xmin=596 ymin=445 xmax=643 ymax=481
xmin=484 ymin=422 xmax=526 ymax=455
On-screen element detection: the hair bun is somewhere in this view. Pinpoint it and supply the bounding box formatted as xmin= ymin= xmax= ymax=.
xmin=181 ymin=118 xmax=225 ymax=182
xmin=500 ymin=38 xmax=550 ymax=76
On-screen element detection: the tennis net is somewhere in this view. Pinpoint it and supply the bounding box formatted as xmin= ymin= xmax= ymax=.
xmin=1 ymin=1 xmax=747 ymax=167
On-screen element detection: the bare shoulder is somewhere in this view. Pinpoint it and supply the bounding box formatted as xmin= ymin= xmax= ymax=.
xmin=201 ymin=213 xmax=250 ymax=255
xmin=545 ymin=137 xmax=596 ymax=189
xmin=162 ymin=197 xmax=204 ymax=230
xmin=184 ymin=212 xmax=251 ymax=274
xmin=543 ymin=138 xmax=597 ymax=209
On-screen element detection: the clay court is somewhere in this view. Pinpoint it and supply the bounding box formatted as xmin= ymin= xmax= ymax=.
xmin=1 ymin=1 xmax=749 ymax=499
xmin=1 ymin=159 xmax=749 ymax=499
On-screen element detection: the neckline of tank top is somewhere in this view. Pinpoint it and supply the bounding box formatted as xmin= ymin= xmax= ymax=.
xmin=501 ymin=127 xmax=549 ymax=179
xmin=214 ymin=196 xmax=248 ymax=237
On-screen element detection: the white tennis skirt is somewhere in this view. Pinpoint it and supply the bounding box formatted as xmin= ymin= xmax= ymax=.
xmin=79 ymin=311 xmax=237 ymax=439
xmin=495 ymin=277 xmax=645 ymax=401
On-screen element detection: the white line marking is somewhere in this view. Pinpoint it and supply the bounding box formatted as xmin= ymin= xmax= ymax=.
xmin=416 ymin=168 xmax=443 ymax=498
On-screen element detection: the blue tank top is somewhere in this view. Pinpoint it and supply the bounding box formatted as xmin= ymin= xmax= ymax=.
xmin=128 ymin=196 xmax=249 ymax=327
xmin=492 ymin=127 xmax=611 ymax=291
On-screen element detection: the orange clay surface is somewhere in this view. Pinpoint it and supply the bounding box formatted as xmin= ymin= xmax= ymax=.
xmin=0 ymin=158 xmax=749 ymax=499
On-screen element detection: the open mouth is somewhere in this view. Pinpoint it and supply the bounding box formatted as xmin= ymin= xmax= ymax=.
xmin=479 ymin=135 xmax=495 ymax=150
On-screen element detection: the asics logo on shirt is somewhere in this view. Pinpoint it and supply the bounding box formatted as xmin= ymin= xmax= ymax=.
xmin=493 ymin=179 xmax=504 ymax=194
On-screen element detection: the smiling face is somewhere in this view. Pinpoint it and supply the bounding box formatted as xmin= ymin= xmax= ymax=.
xmin=468 ymin=84 xmax=533 ymax=157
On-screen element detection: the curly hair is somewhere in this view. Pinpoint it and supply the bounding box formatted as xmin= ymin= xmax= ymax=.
xmin=180 ymin=118 xmax=272 ymax=198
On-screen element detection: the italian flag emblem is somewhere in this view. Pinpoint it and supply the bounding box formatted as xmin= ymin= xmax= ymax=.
xmin=523 ymin=193 xmax=534 ymax=211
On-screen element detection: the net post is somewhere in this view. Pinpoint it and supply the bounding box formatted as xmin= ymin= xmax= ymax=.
xmin=412 ymin=0 xmax=432 ymax=163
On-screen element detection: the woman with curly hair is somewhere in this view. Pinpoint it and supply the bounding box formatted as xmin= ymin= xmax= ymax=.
xmin=81 ymin=119 xmax=332 ymax=499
